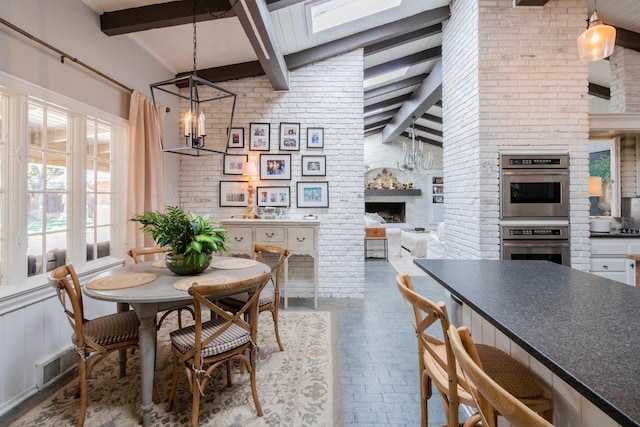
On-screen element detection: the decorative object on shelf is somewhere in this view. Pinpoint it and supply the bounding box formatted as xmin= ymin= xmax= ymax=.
xmin=249 ymin=122 xmax=270 ymax=151
xmin=257 ymin=186 xmax=290 ymax=207
xmin=301 ymin=155 xmax=326 ymax=176
xmin=242 ymin=161 xmax=258 ymax=219
xmin=399 ymin=118 xmax=433 ymax=171
xmin=279 ymin=122 xmax=301 ymax=151
xmin=364 ymin=168 xmax=414 ymax=190
xmin=219 ymin=181 xmax=249 ymax=207
xmin=149 ymin=0 xmax=236 ymax=157
xmin=307 ymin=127 xmax=324 ymax=149
xmin=223 ymin=154 xmax=248 ymax=175
xmin=577 ymin=0 xmax=616 ymax=62
xmin=297 ymin=181 xmax=329 ymax=208
xmin=260 ymin=153 xmax=292 ymax=180
xmin=131 ymin=206 xmax=226 ymax=275
xmin=227 ymin=127 xmax=244 ymax=149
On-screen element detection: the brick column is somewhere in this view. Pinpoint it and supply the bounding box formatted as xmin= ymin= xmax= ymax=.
xmin=610 ymin=47 xmax=640 ymax=113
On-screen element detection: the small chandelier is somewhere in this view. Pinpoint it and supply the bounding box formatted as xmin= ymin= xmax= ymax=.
xmin=577 ymin=0 xmax=616 ymax=62
xmin=399 ymin=119 xmax=433 ymax=172
xmin=150 ymin=1 xmax=237 ymax=156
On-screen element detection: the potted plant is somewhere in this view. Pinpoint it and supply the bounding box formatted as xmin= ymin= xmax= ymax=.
xmin=131 ymin=205 xmax=227 ymax=275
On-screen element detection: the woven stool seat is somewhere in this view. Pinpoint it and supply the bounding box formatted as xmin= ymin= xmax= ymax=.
xmin=73 ymin=311 xmax=139 ymax=347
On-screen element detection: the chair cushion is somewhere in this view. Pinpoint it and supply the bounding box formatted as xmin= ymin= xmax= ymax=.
xmin=73 ymin=310 xmax=139 ymax=346
xmin=170 ymin=317 xmax=250 ymax=358
xmin=219 ymin=283 xmax=275 ymax=308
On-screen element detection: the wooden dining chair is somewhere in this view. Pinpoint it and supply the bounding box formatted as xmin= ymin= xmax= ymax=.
xmin=166 ymin=271 xmax=271 ymax=427
xmin=396 ymin=274 xmax=553 ymax=427
xmin=448 ymin=325 xmax=554 ymax=427
xmin=48 ymin=264 xmax=141 ymax=427
xmin=217 ymin=244 xmax=290 ymax=351
xmin=128 ymin=246 xmax=195 ymax=329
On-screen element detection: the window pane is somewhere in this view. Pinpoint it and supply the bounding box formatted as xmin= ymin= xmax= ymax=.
xmin=46 ymin=109 xmax=67 ymax=152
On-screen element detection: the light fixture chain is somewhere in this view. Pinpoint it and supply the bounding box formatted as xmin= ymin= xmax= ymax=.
xmin=193 ymin=0 xmax=197 ymax=74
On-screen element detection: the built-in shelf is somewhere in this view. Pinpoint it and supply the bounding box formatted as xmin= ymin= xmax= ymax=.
xmin=365 ymin=189 xmax=422 ymax=197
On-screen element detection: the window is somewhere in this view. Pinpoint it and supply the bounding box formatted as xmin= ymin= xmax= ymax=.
xmin=307 ymin=0 xmax=402 ymax=34
xmin=0 ymin=78 xmax=126 ymax=292
xmin=589 ymin=139 xmax=618 ymax=217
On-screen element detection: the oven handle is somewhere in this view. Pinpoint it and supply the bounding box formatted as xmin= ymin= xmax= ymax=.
xmin=502 ymin=170 xmax=568 ymax=177
xmin=503 ymin=241 xmax=570 ymax=247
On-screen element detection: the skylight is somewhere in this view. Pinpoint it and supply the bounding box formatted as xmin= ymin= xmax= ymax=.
xmin=309 ymin=0 xmax=402 ymax=34
xmin=363 ymin=66 xmax=409 ymax=89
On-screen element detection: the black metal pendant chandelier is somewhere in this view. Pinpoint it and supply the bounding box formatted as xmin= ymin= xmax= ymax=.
xmin=150 ymin=1 xmax=237 ymax=156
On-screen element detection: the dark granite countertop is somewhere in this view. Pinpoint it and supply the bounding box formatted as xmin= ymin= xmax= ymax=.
xmin=591 ymin=231 xmax=640 ymax=238
xmin=413 ymin=259 xmax=640 ymax=427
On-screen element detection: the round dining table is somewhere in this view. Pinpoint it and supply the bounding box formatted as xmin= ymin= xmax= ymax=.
xmin=83 ymin=255 xmax=270 ymax=427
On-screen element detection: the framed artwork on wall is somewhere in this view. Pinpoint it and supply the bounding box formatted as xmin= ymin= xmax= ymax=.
xmin=306 ymin=127 xmax=324 ymax=149
xmin=256 ymin=186 xmax=290 ymax=207
xmin=219 ymin=181 xmax=249 ymax=207
xmin=249 ymin=123 xmax=270 ymax=151
xmin=223 ymin=154 xmax=247 ymax=175
xmin=260 ymin=154 xmax=292 ymax=180
xmin=301 ymin=155 xmax=326 ymax=176
xmin=279 ymin=122 xmax=300 ymax=151
xmin=227 ymin=127 xmax=244 ymax=149
xmin=297 ymin=181 xmax=329 ymax=208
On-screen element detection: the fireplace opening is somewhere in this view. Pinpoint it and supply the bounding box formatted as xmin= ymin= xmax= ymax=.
xmin=365 ymin=202 xmax=406 ymax=223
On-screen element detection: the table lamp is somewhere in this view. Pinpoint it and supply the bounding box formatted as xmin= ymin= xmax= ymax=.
xmin=242 ymin=161 xmax=258 ymax=219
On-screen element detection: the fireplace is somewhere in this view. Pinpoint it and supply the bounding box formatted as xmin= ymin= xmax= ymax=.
xmin=365 ymin=202 xmax=406 ymax=223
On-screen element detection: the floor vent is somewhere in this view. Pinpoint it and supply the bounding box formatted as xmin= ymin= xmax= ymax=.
xmin=36 ymin=348 xmax=76 ymax=389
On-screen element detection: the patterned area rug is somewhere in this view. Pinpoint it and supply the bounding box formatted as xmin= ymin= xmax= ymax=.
xmin=10 ymin=310 xmax=339 ymax=427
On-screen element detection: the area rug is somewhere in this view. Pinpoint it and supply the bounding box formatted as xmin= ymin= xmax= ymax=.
xmin=9 ymin=310 xmax=340 ymax=427
xmin=389 ymin=253 xmax=427 ymax=276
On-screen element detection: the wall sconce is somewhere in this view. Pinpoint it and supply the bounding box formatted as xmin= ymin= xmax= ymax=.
xmin=242 ymin=161 xmax=258 ymax=219
xmin=577 ymin=0 xmax=616 ymax=62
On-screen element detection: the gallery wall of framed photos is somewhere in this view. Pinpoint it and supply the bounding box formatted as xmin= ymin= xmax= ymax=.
xmin=221 ymin=122 xmax=328 ymax=209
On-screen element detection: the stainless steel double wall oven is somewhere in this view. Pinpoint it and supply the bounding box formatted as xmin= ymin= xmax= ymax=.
xmin=500 ymin=154 xmax=570 ymax=266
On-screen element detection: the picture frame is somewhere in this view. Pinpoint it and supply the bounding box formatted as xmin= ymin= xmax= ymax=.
xmin=219 ymin=181 xmax=249 ymax=207
xmin=256 ymin=186 xmax=290 ymax=207
xmin=223 ymin=154 xmax=248 ymax=175
xmin=297 ymin=181 xmax=329 ymax=208
xmin=279 ymin=122 xmax=301 ymax=151
xmin=306 ymin=127 xmax=324 ymax=149
xmin=301 ymin=155 xmax=326 ymax=176
xmin=433 ymin=177 xmax=443 ymax=185
xmin=260 ymin=154 xmax=291 ymax=180
xmin=249 ymin=123 xmax=270 ymax=151
xmin=227 ymin=127 xmax=244 ymax=149
xmin=433 ymin=195 xmax=444 ymax=204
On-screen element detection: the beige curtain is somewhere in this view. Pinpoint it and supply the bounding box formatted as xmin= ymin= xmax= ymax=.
xmin=125 ymin=90 xmax=166 ymax=253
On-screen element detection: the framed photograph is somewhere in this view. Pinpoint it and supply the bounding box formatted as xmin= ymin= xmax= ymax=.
xmin=219 ymin=181 xmax=249 ymax=207
xmin=297 ymin=181 xmax=329 ymax=208
xmin=301 ymin=155 xmax=326 ymax=176
xmin=223 ymin=154 xmax=247 ymax=175
xmin=433 ymin=177 xmax=443 ymax=185
xmin=279 ymin=122 xmax=300 ymax=151
xmin=307 ymin=127 xmax=324 ymax=149
xmin=432 ymin=185 xmax=443 ymax=194
xmin=260 ymin=154 xmax=291 ymax=180
xmin=227 ymin=127 xmax=244 ymax=149
xmin=257 ymin=186 xmax=290 ymax=207
xmin=249 ymin=123 xmax=270 ymax=151
xmin=433 ymin=195 xmax=444 ymax=204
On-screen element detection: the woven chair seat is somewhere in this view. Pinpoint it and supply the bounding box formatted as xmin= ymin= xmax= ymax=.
xmin=219 ymin=284 xmax=275 ymax=308
xmin=429 ymin=343 xmax=544 ymax=400
xmin=170 ymin=317 xmax=250 ymax=358
xmin=72 ymin=310 xmax=139 ymax=347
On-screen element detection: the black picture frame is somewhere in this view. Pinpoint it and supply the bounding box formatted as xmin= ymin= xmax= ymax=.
xmin=297 ymin=181 xmax=329 ymax=208
xmin=219 ymin=181 xmax=249 ymax=207
xmin=223 ymin=154 xmax=248 ymax=175
xmin=279 ymin=122 xmax=301 ymax=151
xmin=306 ymin=127 xmax=324 ymax=149
xmin=227 ymin=127 xmax=244 ymax=149
xmin=260 ymin=154 xmax=292 ymax=180
xmin=256 ymin=186 xmax=290 ymax=207
xmin=301 ymin=155 xmax=326 ymax=176
xmin=249 ymin=123 xmax=270 ymax=151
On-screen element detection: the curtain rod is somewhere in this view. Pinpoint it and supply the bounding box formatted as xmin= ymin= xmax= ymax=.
xmin=0 ymin=17 xmax=134 ymax=93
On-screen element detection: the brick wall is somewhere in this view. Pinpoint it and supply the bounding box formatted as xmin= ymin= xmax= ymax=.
xmin=610 ymin=47 xmax=640 ymax=113
xmin=178 ymin=50 xmax=365 ymax=299
xmin=443 ymin=0 xmax=591 ymax=270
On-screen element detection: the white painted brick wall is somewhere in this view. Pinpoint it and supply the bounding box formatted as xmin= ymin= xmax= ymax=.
xmin=443 ymin=0 xmax=591 ymax=270
xmin=610 ymin=47 xmax=640 ymax=113
xmin=178 ymin=51 xmax=365 ymax=299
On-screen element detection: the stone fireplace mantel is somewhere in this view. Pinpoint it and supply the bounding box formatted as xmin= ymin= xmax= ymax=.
xmin=365 ymin=189 xmax=422 ymax=197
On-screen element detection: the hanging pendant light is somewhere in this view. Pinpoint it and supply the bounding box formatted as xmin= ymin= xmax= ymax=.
xmin=577 ymin=0 xmax=616 ymax=62
xmin=150 ymin=0 xmax=237 ymax=156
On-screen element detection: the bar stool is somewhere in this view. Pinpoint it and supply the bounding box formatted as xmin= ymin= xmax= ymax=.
xmin=365 ymin=227 xmax=388 ymax=260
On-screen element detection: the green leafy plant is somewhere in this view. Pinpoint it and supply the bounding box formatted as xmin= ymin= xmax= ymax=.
xmin=131 ymin=206 xmax=227 ymax=267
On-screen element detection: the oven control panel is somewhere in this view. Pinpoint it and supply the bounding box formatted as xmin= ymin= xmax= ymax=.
xmin=502 ymin=226 xmax=569 ymax=240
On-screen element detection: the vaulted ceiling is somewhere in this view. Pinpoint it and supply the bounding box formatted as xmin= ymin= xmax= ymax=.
xmin=82 ymin=0 xmax=640 ymax=147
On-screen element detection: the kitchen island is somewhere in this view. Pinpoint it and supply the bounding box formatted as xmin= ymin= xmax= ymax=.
xmin=414 ymin=259 xmax=640 ymax=427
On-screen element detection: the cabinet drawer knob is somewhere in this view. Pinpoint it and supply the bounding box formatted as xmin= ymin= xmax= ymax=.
xmin=603 ymin=265 xmax=609 ymax=269
xmin=296 ymin=237 xmax=306 ymax=242
xmin=265 ymin=232 xmax=275 ymax=238
xmin=234 ymin=236 xmax=244 ymax=242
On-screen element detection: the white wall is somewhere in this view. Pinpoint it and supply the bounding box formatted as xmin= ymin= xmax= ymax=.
xmin=178 ymin=51 xmax=366 ymax=299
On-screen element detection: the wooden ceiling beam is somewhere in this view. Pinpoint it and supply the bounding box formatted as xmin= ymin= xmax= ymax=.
xmin=589 ymin=83 xmax=610 ymax=100
xmin=364 ymin=47 xmax=441 ymax=80
xmin=615 ymin=26 xmax=640 ymax=53
xmin=365 ymin=94 xmax=411 ymax=114
xmin=364 ymin=23 xmax=443 ymax=56
xmin=513 ymin=0 xmax=550 ymax=6
xmin=176 ymin=61 xmax=264 ymax=87
xmin=364 ymin=74 xmax=428 ymax=100
xmin=400 ymin=132 xmax=442 ymax=148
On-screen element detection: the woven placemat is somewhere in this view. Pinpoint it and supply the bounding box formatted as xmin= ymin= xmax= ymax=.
xmin=86 ymin=273 xmax=157 ymax=290
xmin=173 ymin=274 xmax=236 ymax=291
xmin=210 ymin=258 xmax=259 ymax=270
xmin=151 ymin=259 xmax=167 ymax=268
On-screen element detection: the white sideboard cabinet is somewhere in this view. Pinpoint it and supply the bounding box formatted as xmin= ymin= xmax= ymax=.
xmin=590 ymin=238 xmax=640 ymax=285
xmin=220 ymin=219 xmax=320 ymax=308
